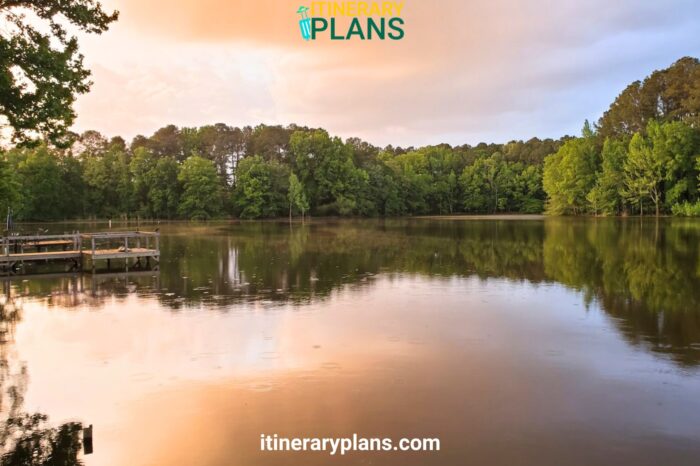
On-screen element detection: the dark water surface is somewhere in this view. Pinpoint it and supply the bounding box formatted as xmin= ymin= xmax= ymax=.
xmin=1 ymin=218 xmax=700 ymax=465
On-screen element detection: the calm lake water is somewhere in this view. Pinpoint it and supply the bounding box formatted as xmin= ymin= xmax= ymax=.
xmin=1 ymin=218 xmax=700 ymax=465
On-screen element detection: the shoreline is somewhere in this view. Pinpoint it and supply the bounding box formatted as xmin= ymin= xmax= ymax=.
xmin=7 ymin=213 xmax=695 ymax=226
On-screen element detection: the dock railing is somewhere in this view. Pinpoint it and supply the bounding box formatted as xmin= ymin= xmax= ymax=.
xmin=1 ymin=231 xmax=159 ymax=274
xmin=2 ymin=233 xmax=81 ymax=255
xmin=80 ymin=231 xmax=159 ymax=254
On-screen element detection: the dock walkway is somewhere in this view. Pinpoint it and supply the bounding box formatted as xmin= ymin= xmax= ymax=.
xmin=1 ymin=231 xmax=159 ymax=274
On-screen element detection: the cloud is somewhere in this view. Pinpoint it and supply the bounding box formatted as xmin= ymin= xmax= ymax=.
xmin=72 ymin=0 xmax=700 ymax=146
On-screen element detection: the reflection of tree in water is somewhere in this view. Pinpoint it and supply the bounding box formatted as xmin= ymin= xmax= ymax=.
xmin=543 ymin=219 xmax=700 ymax=367
xmin=0 ymin=284 xmax=83 ymax=465
xmin=1 ymin=414 xmax=82 ymax=466
xmin=7 ymin=219 xmax=700 ymax=369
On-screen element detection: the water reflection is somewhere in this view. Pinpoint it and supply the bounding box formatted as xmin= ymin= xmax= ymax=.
xmin=1 ymin=219 xmax=699 ymax=466
xmin=0 ymin=285 xmax=84 ymax=465
xmin=7 ymin=219 xmax=700 ymax=365
xmin=162 ymin=219 xmax=699 ymax=365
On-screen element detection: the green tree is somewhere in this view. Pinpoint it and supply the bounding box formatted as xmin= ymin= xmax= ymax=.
xmin=0 ymin=0 xmax=118 ymax=146
xmin=514 ymin=164 xmax=544 ymax=213
xmin=128 ymin=148 xmax=180 ymax=219
xmin=588 ymin=139 xmax=628 ymax=215
xmin=289 ymin=129 xmax=371 ymax=215
xmin=365 ymin=156 xmax=403 ymax=216
xmin=624 ymin=132 xmax=662 ymax=216
xmin=82 ymin=146 xmax=131 ymax=218
xmin=13 ymin=146 xmax=69 ymax=220
xmin=650 ymin=121 xmax=699 ymax=209
xmin=385 ymin=150 xmax=431 ymax=214
xmin=178 ymin=155 xmax=223 ymax=220
xmin=0 ymin=151 xmax=21 ymax=221
xmin=60 ymin=153 xmax=86 ymax=218
xmin=598 ymin=57 xmax=700 ymax=139
xmin=288 ymin=172 xmax=309 ymax=220
xmin=129 ymin=147 xmax=157 ymax=216
xmin=148 ymin=158 xmax=180 ymax=219
xmin=460 ymin=157 xmax=491 ymax=213
xmin=543 ymin=123 xmax=599 ymax=215
xmin=232 ymin=155 xmax=289 ymax=219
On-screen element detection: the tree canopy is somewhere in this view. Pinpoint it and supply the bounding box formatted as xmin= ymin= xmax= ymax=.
xmin=0 ymin=0 xmax=118 ymax=146
xmin=1 ymin=56 xmax=699 ymax=220
xmin=598 ymin=57 xmax=700 ymax=139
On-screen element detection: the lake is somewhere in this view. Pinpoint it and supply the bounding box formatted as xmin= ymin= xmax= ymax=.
xmin=1 ymin=218 xmax=699 ymax=465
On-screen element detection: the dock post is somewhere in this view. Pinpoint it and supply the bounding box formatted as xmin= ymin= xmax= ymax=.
xmin=83 ymin=424 xmax=93 ymax=455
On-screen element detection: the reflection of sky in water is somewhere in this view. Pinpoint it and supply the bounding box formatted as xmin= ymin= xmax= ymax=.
xmin=10 ymin=275 xmax=700 ymax=465
xmin=3 ymin=219 xmax=700 ymax=465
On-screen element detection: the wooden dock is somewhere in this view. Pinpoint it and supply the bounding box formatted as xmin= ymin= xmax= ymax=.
xmin=1 ymin=231 xmax=159 ymax=275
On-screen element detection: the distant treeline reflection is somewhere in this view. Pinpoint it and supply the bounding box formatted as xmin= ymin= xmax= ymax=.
xmin=7 ymin=219 xmax=700 ymax=367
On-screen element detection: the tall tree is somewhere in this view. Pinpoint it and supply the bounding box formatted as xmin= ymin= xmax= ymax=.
xmin=147 ymin=158 xmax=180 ymax=219
xmin=587 ymin=138 xmax=628 ymax=215
xmin=178 ymin=155 xmax=223 ymax=220
xmin=624 ymin=132 xmax=663 ymax=216
xmin=14 ymin=145 xmax=69 ymax=220
xmin=543 ymin=123 xmax=599 ymax=215
xmin=82 ymin=146 xmax=131 ymax=218
xmin=598 ymin=57 xmax=700 ymax=139
xmin=288 ymin=172 xmax=309 ymax=220
xmin=232 ymin=155 xmax=289 ymax=219
xmin=0 ymin=151 xmax=20 ymax=221
xmin=0 ymin=0 xmax=118 ymax=146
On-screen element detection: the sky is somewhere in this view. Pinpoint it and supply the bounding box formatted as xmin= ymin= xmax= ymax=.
xmin=71 ymin=0 xmax=700 ymax=147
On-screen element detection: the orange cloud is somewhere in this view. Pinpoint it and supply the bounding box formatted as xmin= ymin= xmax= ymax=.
xmin=73 ymin=0 xmax=700 ymax=146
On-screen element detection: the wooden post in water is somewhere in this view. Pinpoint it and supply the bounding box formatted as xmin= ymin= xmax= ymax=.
xmin=83 ymin=424 xmax=93 ymax=455
xmin=124 ymin=235 xmax=129 ymax=271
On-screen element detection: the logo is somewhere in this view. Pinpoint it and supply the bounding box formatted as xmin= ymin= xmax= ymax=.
xmin=296 ymin=2 xmax=405 ymax=41
xmin=297 ymin=6 xmax=312 ymax=40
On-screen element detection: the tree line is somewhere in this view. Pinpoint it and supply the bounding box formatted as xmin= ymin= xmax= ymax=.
xmin=1 ymin=57 xmax=700 ymax=221
xmin=544 ymin=57 xmax=700 ymax=217
xmin=0 ymin=124 xmax=559 ymax=221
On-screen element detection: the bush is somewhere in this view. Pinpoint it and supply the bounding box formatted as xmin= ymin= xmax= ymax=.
xmin=671 ymin=201 xmax=700 ymax=217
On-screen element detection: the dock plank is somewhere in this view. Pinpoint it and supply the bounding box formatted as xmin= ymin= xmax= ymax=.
xmin=0 ymin=250 xmax=81 ymax=263
xmin=23 ymin=240 xmax=74 ymax=247
xmin=2 ymin=231 xmax=160 ymax=274
xmin=82 ymin=248 xmax=159 ymax=260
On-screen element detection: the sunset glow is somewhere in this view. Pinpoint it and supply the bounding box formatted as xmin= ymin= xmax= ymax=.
xmin=72 ymin=0 xmax=700 ymax=146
